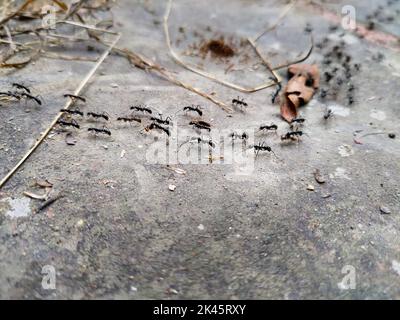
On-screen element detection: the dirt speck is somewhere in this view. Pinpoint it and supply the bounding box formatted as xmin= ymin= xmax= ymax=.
xmin=200 ymin=39 xmax=235 ymax=58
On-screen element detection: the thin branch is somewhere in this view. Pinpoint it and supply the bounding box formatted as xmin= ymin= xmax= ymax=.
xmin=272 ymin=35 xmax=314 ymax=70
xmin=253 ymin=0 xmax=297 ymax=42
xmin=112 ymin=46 xmax=232 ymax=112
xmin=164 ymin=0 xmax=276 ymax=93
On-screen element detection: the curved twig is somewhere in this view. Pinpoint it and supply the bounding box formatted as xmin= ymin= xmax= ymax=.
xmin=164 ymin=0 xmax=276 ymax=93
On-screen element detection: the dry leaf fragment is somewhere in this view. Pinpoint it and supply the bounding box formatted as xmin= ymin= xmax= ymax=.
xmin=280 ymin=64 xmax=320 ymax=123
xmin=35 ymin=179 xmax=53 ymax=188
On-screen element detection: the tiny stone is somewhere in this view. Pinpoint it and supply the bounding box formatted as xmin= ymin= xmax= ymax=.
xmin=307 ymin=184 xmax=315 ymax=191
xmin=197 ymin=224 xmax=205 ymax=231
xmin=76 ymin=219 xmax=85 ymax=228
xmin=388 ymin=133 xmax=396 ymax=139
xmin=380 ymin=206 xmax=391 ymax=214
xmin=168 ymin=184 xmax=176 ymax=191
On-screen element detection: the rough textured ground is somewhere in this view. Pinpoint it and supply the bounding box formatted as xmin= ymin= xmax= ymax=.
xmin=0 ymin=0 xmax=399 ymax=299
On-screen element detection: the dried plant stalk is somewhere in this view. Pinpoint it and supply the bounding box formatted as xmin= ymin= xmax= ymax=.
xmin=164 ymin=0 xmax=276 ymax=93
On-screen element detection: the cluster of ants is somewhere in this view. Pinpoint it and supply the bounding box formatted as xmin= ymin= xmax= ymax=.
xmin=0 ymin=83 xmax=42 ymax=105
xmin=57 ymin=94 xmax=112 ymax=136
xmin=317 ymin=35 xmax=361 ymax=106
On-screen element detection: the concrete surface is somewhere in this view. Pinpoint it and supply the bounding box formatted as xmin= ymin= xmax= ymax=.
xmin=0 ymin=0 xmax=399 ymax=299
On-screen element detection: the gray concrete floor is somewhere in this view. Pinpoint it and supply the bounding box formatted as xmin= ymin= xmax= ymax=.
xmin=0 ymin=0 xmax=399 ymax=299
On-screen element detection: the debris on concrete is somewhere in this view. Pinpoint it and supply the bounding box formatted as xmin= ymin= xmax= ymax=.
xmin=380 ymin=206 xmax=391 ymax=214
xmin=280 ymin=64 xmax=320 ymax=122
xmin=314 ymin=169 xmax=326 ymax=184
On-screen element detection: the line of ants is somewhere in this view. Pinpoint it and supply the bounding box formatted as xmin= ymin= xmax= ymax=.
xmin=0 ymin=83 xmax=42 ymax=105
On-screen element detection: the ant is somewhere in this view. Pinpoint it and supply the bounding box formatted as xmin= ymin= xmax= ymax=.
xmin=347 ymin=95 xmax=354 ymax=105
xmin=323 ymin=108 xmax=333 ymax=120
xmin=271 ymin=83 xmax=282 ymax=104
xmin=291 ymin=118 xmax=305 ymax=124
xmin=0 ymin=91 xmax=21 ymax=100
xmin=190 ymin=119 xmax=211 ymax=128
xmin=259 ymin=124 xmax=278 ymax=132
xmin=146 ymin=122 xmax=170 ymax=136
xmin=230 ymin=132 xmax=249 ymax=140
xmin=150 ymin=116 xmax=172 ymax=126
xmin=232 ymin=96 xmax=248 ymax=108
xmin=88 ymin=126 xmax=111 ymax=136
xmin=60 ymin=109 xmax=84 ymax=117
xmin=281 ymin=131 xmax=303 ymax=141
xmin=320 ymin=89 xmax=328 ymax=99
xmin=87 ymin=111 xmax=110 ymax=121
xmin=63 ymin=94 xmax=86 ymax=103
xmin=189 ymin=137 xmax=215 ymax=148
xmin=117 ymin=116 xmax=142 ymax=124
xmin=189 ymin=120 xmax=211 ymax=132
xmin=130 ymin=105 xmax=152 ymax=114
xmin=57 ymin=119 xmax=80 ymax=129
xmin=180 ymin=136 xmax=215 ymax=150
xmin=20 ymin=92 xmax=42 ymax=105
xmin=183 ymin=105 xmax=202 ymax=116
xmin=12 ymin=83 xmax=30 ymax=93
xmin=252 ymin=142 xmax=276 ymax=159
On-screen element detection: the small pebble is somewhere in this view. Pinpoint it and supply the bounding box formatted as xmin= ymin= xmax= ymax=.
xmin=168 ymin=184 xmax=176 ymax=191
xmin=388 ymin=133 xmax=396 ymax=139
xmin=380 ymin=206 xmax=391 ymax=214
xmin=307 ymin=184 xmax=315 ymax=191
xmin=76 ymin=219 xmax=85 ymax=228
xmin=197 ymin=224 xmax=205 ymax=231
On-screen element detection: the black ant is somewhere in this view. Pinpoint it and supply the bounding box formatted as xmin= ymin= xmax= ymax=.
xmin=232 ymin=96 xmax=248 ymax=108
xmin=12 ymin=83 xmax=30 ymax=93
xmin=150 ymin=116 xmax=172 ymax=126
xmin=87 ymin=111 xmax=109 ymax=121
xmin=253 ymin=142 xmax=276 ymax=158
xmin=281 ymin=131 xmax=303 ymax=141
xmin=194 ymin=137 xmax=215 ymax=148
xmin=230 ymin=132 xmax=249 ymax=140
xmin=88 ymin=126 xmax=111 ymax=136
xmin=291 ymin=118 xmax=306 ymax=124
xmin=259 ymin=124 xmax=278 ymax=131
xmin=146 ymin=122 xmax=170 ymax=136
xmin=323 ymin=108 xmax=333 ymax=120
xmin=324 ymin=71 xmax=333 ymax=82
xmin=57 ymin=119 xmax=80 ymax=129
xmin=117 ymin=116 xmax=142 ymax=124
xmin=130 ymin=105 xmax=152 ymax=114
xmin=63 ymin=94 xmax=86 ymax=103
xmin=271 ymin=83 xmax=282 ymax=104
xmin=0 ymin=91 xmax=21 ymax=100
xmin=183 ymin=105 xmax=202 ymax=116
xmin=190 ymin=119 xmax=211 ymax=128
xmin=20 ymin=92 xmax=42 ymax=105
xmin=347 ymin=95 xmax=354 ymax=105
xmin=189 ymin=120 xmax=211 ymax=132
xmin=60 ymin=109 xmax=84 ymax=117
